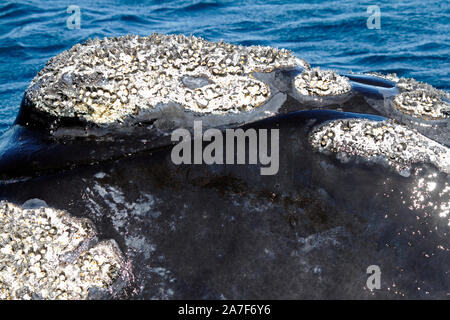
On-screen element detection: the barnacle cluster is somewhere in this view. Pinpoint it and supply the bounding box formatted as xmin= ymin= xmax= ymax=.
xmin=25 ymin=33 xmax=302 ymax=124
xmin=393 ymin=77 xmax=450 ymax=120
xmin=0 ymin=201 xmax=122 ymax=300
xmin=309 ymin=118 xmax=450 ymax=174
xmin=294 ymin=67 xmax=351 ymax=96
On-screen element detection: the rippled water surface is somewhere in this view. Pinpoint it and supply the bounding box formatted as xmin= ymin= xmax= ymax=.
xmin=0 ymin=0 xmax=449 ymax=133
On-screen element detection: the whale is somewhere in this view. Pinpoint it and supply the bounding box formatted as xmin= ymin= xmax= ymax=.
xmin=0 ymin=33 xmax=448 ymax=299
xmin=1 ymin=34 xmax=448 ymax=180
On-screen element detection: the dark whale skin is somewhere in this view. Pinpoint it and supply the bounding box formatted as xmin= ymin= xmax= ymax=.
xmin=0 ymin=110 xmax=447 ymax=299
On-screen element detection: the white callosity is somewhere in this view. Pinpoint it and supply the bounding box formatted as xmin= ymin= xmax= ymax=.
xmin=393 ymin=77 xmax=449 ymax=120
xmin=294 ymin=67 xmax=351 ymax=97
xmin=25 ymin=33 xmax=303 ymax=124
xmin=309 ymin=118 xmax=450 ymax=174
xmin=0 ymin=201 xmax=123 ymax=300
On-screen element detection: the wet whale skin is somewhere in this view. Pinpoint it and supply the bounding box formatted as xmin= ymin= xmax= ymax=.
xmin=0 ymin=109 xmax=447 ymax=299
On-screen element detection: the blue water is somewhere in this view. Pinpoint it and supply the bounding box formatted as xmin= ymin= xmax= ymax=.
xmin=0 ymin=0 xmax=449 ymax=133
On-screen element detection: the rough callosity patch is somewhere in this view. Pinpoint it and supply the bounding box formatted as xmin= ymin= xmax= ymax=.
xmin=393 ymin=77 xmax=449 ymax=120
xmin=294 ymin=67 xmax=351 ymax=97
xmin=25 ymin=33 xmax=304 ymax=124
xmin=309 ymin=118 xmax=450 ymax=174
xmin=0 ymin=201 xmax=123 ymax=300
xmin=393 ymin=90 xmax=449 ymax=120
xmin=397 ymin=77 xmax=444 ymax=93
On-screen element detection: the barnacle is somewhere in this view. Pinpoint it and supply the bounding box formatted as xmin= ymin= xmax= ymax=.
xmin=392 ymin=78 xmax=449 ymax=120
xmin=25 ymin=33 xmax=303 ymax=125
xmin=309 ymin=118 xmax=450 ymax=174
xmin=294 ymin=67 xmax=351 ymax=97
xmin=0 ymin=201 xmax=123 ymax=300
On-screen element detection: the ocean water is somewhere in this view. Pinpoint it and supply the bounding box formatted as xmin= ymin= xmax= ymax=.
xmin=0 ymin=0 xmax=448 ymax=133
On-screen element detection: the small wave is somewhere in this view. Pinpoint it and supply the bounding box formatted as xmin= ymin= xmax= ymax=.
xmin=153 ymin=1 xmax=223 ymax=14
xmin=0 ymin=3 xmax=42 ymax=20
xmin=181 ymin=1 xmax=223 ymax=12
